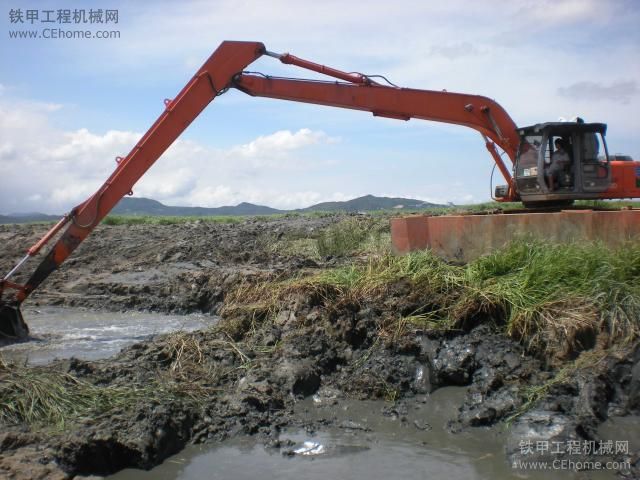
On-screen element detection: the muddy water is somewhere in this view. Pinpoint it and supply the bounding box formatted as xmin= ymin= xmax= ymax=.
xmin=0 ymin=306 xmax=215 ymax=365
xmin=110 ymin=387 xmax=622 ymax=480
xmin=0 ymin=307 xmax=631 ymax=479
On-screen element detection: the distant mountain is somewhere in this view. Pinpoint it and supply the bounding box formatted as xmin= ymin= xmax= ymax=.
xmin=111 ymin=195 xmax=442 ymax=216
xmin=0 ymin=213 xmax=61 ymax=224
xmin=300 ymin=194 xmax=439 ymax=212
xmin=110 ymin=197 xmax=281 ymax=216
xmin=0 ymin=195 xmax=445 ymax=224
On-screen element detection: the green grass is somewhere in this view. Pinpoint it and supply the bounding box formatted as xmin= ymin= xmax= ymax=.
xmin=263 ymin=216 xmax=391 ymax=260
xmin=224 ymin=238 xmax=640 ymax=361
xmin=574 ymin=200 xmax=640 ymax=209
xmin=316 ymin=218 xmax=372 ymax=257
xmin=315 ymin=217 xmax=390 ymax=258
xmin=0 ymin=328 xmax=250 ymax=427
xmin=0 ymin=356 xmax=160 ymax=427
xmin=460 ymin=240 xmax=640 ymax=354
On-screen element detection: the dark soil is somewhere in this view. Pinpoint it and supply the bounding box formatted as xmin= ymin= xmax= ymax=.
xmin=0 ymin=215 xmax=341 ymax=314
xmin=0 ymin=217 xmax=638 ymax=479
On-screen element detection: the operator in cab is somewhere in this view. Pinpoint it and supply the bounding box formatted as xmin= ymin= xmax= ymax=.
xmin=546 ymin=138 xmax=570 ymax=191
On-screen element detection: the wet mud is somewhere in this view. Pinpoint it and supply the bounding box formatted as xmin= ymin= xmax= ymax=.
xmin=0 ymin=217 xmax=638 ymax=479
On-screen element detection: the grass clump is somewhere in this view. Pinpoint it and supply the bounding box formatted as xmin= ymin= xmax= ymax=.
xmin=315 ymin=217 xmax=389 ymax=258
xmin=158 ymin=330 xmax=255 ymax=399
xmin=225 ymin=238 xmax=639 ymax=361
xmin=462 ymin=240 xmax=640 ymax=357
xmin=0 ymin=356 xmax=156 ymax=427
xmin=315 ymin=218 xmax=370 ymax=257
xmin=265 ymin=216 xmax=391 ymax=260
xmin=0 ymin=326 xmax=270 ymax=429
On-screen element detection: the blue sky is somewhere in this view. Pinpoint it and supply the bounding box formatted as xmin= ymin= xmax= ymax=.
xmin=1 ymin=0 xmax=639 ymax=213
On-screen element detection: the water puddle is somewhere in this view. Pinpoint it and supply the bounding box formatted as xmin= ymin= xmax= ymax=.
xmin=0 ymin=306 xmax=215 ymax=365
xmin=110 ymin=387 xmax=621 ymax=480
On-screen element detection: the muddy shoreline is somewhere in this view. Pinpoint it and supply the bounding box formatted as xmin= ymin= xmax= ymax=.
xmin=0 ymin=217 xmax=638 ymax=479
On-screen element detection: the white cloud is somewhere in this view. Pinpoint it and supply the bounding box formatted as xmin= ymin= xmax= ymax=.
xmin=50 ymin=184 xmax=99 ymax=204
xmin=134 ymin=167 xmax=198 ymax=199
xmin=0 ymin=100 xmax=126 ymax=211
xmin=48 ymin=129 xmax=140 ymax=173
xmin=558 ymin=81 xmax=638 ymax=105
xmin=227 ymin=128 xmax=338 ymax=168
xmin=186 ymin=185 xmax=235 ymax=206
xmin=520 ymin=0 xmax=605 ymax=25
xmin=0 ymin=100 xmax=57 ymax=132
xmin=429 ymin=43 xmax=480 ymax=60
xmin=231 ymin=128 xmax=332 ymax=157
xmin=0 ymin=96 xmax=343 ymax=213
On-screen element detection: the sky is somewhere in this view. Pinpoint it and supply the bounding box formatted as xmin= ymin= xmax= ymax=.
xmin=1 ymin=0 xmax=639 ymax=214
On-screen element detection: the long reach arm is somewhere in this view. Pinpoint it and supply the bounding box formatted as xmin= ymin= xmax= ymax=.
xmin=0 ymin=40 xmax=520 ymax=329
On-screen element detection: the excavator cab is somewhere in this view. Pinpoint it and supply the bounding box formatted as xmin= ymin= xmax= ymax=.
xmin=513 ymin=122 xmax=611 ymax=206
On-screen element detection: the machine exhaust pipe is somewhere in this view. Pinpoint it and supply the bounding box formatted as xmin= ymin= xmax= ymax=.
xmin=0 ymin=303 xmax=29 ymax=343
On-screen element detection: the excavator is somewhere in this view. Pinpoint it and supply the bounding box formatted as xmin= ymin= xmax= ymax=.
xmin=1 ymin=40 xmax=639 ymax=340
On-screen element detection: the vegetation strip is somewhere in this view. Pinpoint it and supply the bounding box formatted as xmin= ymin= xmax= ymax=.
xmin=225 ymin=238 xmax=640 ymax=361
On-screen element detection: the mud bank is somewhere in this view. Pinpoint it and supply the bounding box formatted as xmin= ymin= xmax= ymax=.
xmin=0 ymin=217 xmax=638 ymax=478
xmin=0 ymin=215 xmax=347 ymax=314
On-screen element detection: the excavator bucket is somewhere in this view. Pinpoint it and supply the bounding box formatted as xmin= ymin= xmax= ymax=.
xmin=0 ymin=303 xmax=29 ymax=342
